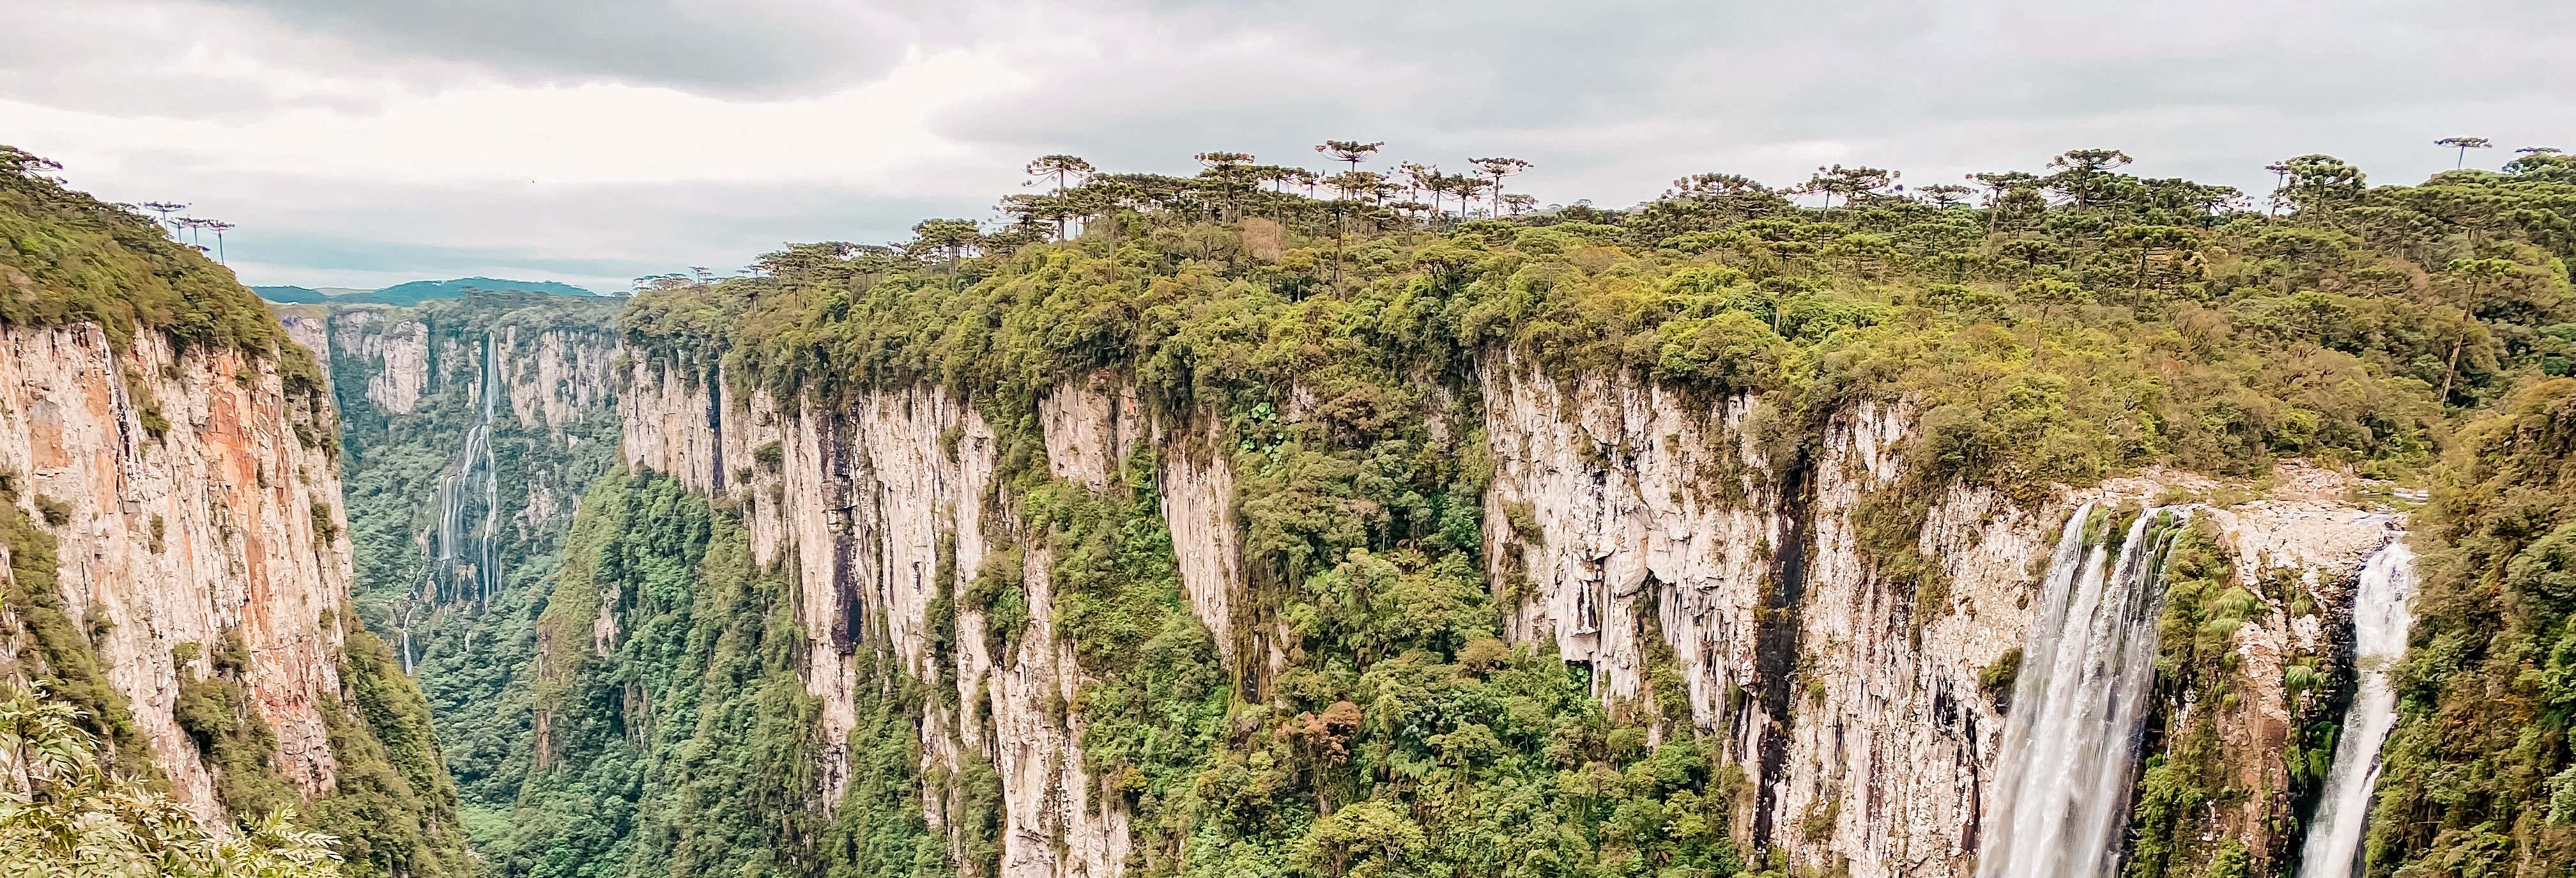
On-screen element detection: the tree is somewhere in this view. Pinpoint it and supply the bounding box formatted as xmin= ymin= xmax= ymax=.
xmin=1915 ymin=183 xmax=1973 ymax=208
xmin=0 ymin=144 xmax=64 ymax=179
xmin=139 ymin=201 xmax=188 ymax=236
xmin=173 ymin=217 xmax=209 ymax=250
xmin=2515 ymin=146 xmax=2562 ymax=156
xmin=1446 ymin=174 xmax=1490 ymax=217
xmin=2434 ymin=258 xmax=2521 ymax=401
xmin=2104 ymin=224 xmax=2203 ymax=300
xmin=0 ymin=684 xmax=344 ymax=877
xmin=1800 ymin=164 xmax=1897 ymax=210
xmin=2043 ymin=148 xmax=2134 ymax=209
xmin=2276 ymin=155 xmax=2366 ymax=215
xmin=1315 ymin=140 xmax=1384 ymax=174
xmin=1499 ymin=192 xmax=1537 ymax=216
xmin=1967 ymin=171 xmax=2040 ymax=235
xmin=201 ymin=219 xmax=236 ymax=263
xmin=907 ymin=218 xmax=983 ymax=267
xmin=1469 ymin=157 xmax=1531 ymax=219
xmin=2263 ymin=160 xmax=2293 ymax=217
xmin=1194 ymin=151 xmax=1258 ymax=220
xmin=1023 ymin=155 xmax=1096 ymax=238
xmin=2435 ymin=136 xmax=2492 ymax=169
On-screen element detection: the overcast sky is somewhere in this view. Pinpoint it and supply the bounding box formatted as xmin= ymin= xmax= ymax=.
xmin=4 ymin=0 xmax=2571 ymax=292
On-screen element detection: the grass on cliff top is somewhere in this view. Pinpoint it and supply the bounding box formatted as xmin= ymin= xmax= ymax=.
xmin=0 ymin=146 xmax=316 ymax=380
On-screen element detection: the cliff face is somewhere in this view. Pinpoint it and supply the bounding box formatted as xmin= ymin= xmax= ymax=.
xmin=0 ymin=324 xmax=348 ymax=823
xmin=618 ymin=364 xmax=1148 ymax=878
xmin=606 ymin=355 xmax=2403 ymax=878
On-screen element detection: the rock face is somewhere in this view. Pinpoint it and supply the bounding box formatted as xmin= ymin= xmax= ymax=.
xmin=0 ymin=324 xmax=350 ymax=824
xmin=621 ymin=361 xmax=1150 ymax=878
xmin=618 ymin=354 xmax=2403 ymax=878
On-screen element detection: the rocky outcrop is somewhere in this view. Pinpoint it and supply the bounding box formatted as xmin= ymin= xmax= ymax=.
xmin=323 ymin=310 xmax=431 ymax=415
xmin=498 ymin=325 xmax=617 ymax=435
xmin=0 ymin=324 xmax=349 ymax=824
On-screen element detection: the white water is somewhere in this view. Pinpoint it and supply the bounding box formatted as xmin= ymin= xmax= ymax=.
xmin=404 ymin=335 xmax=505 ymax=673
xmin=2296 ymin=538 xmax=2415 ymax=878
xmin=1981 ymin=504 xmax=2189 ymax=878
xmin=429 ymin=334 xmax=502 ymax=609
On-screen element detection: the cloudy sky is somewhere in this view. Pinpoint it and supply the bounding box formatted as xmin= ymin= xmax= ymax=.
xmin=6 ymin=0 xmax=2571 ymax=292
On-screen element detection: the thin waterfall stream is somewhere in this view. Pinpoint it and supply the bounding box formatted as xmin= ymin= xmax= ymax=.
xmin=401 ymin=333 xmax=503 ymax=674
xmin=1981 ymin=504 xmax=2191 ymax=878
xmin=2295 ymin=537 xmax=2416 ymax=878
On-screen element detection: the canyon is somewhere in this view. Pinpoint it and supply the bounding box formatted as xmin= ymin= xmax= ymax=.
xmin=15 ymin=142 xmax=2568 ymax=878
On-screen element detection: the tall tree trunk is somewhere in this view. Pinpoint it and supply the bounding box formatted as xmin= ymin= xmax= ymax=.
xmin=2439 ymin=334 xmax=2464 ymax=403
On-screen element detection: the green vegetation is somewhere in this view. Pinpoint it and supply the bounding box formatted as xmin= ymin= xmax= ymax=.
xmin=0 ymin=145 xmax=323 ymax=390
xmin=1 ymin=468 xmax=151 ymax=773
xmin=2369 ymin=378 xmax=2576 ymax=875
xmin=317 ymin=292 xmax=624 ymax=824
xmin=503 ymin=472 xmax=852 ymax=877
xmin=0 ymin=684 xmax=346 ymax=877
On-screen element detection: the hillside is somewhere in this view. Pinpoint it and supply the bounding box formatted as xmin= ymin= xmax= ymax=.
xmin=9 ymin=138 xmax=2576 ymax=878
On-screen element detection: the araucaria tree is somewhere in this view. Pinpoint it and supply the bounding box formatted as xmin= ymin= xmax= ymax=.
xmin=1315 ymin=140 xmax=1384 ymax=174
xmin=2435 ymin=136 xmax=2493 ymax=168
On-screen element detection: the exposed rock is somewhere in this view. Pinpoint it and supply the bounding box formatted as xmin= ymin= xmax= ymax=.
xmin=621 ymin=350 xmax=2403 ymax=878
xmin=0 ymin=325 xmax=350 ymax=825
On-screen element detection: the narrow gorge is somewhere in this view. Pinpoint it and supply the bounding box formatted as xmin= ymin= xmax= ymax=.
xmin=7 ymin=144 xmax=2574 ymax=878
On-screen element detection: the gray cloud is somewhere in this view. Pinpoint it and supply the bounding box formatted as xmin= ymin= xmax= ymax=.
xmin=213 ymin=0 xmax=924 ymax=96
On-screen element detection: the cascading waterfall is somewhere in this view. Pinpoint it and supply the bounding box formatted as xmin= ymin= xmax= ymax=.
xmin=1980 ymin=503 xmax=2191 ymax=878
xmin=404 ymin=333 xmax=504 ymax=673
xmin=2295 ymin=537 xmax=2416 ymax=878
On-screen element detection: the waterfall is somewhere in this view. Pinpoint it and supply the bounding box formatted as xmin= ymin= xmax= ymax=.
xmin=1980 ymin=504 xmax=2190 ymax=878
xmin=424 ymin=334 xmax=503 ymax=617
xmin=2296 ymin=537 xmax=2415 ymax=878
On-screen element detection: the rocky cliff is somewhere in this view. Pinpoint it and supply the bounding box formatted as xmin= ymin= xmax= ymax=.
xmin=0 ymin=323 xmax=348 ymax=822
xmin=602 ymin=353 xmax=2403 ymax=878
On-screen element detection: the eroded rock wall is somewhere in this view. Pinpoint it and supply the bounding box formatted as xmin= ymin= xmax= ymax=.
xmin=0 ymin=325 xmax=350 ymax=824
xmin=620 ymin=350 xmax=2400 ymax=878
xmin=621 ymin=358 xmax=1153 ymax=878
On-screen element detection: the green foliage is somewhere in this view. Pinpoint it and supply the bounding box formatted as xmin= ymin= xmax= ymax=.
xmin=0 ymin=683 xmax=346 ymax=877
xmin=174 ymin=638 xmax=303 ymax=822
xmin=506 ymin=471 xmax=945 ymax=878
xmin=313 ymin=621 xmax=473 ymax=878
xmin=0 ymin=472 xmax=151 ymax=772
xmin=2370 ymin=379 xmax=2576 ymax=874
xmin=0 ymin=146 xmax=302 ymax=362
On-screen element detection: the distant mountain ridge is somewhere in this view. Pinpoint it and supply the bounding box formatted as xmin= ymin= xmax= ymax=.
xmin=255 ymin=277 xmax=601 ymax=305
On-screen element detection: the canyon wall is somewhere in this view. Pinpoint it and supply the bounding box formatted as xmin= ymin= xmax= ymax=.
xmin=0 ymin=323 xmax=348 ymax=822
xmin=613 ymin=355 xmax=2403 ymax=878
